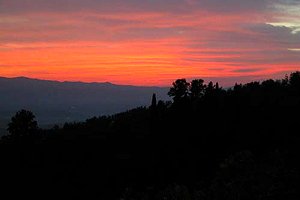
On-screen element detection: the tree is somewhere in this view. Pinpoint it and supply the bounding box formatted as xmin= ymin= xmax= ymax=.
xmin=190 ymin=79 xmax=205 ymax=99
xmin=7 ymin=109 xmax=38 ymax=139
xmin=289 ymin=71 xmax=300 ymax=91
xmin=151 ymin=93 xmax=157 ymax=108
xmin=168 ymin=79 xmax=190 ymax=102
xmin=215 ymin=82 xmax=220 ymax=90
xmin=205 ymin=81 xmax=215 ymax=96
xmin=234 ymin=83 xmax=243 ymax=91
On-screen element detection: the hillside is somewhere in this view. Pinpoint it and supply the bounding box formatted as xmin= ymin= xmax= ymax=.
xmin=1 ymin=72 xmax=300 ymax=199
xmin=0 ymin=77 xmax=169 ymax=134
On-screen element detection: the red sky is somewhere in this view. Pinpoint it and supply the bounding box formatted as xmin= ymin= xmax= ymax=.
xmin=0 ymin=0 xmax=299 ymax=86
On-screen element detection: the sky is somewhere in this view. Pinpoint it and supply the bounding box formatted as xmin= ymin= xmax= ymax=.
xmin=0 ymin=0 xmax=300 ymax=86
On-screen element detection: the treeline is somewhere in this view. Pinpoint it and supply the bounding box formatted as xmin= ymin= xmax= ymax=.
xmin=1 ymin=72 xmax=300 ymax=199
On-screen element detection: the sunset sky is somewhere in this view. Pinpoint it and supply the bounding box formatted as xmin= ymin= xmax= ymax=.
xmin=0 ymin=0 xmax=300 ymax=86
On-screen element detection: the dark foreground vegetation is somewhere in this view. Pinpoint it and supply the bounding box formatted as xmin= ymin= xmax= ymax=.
xmin=1 ymin=72 xmax=300 ymax=199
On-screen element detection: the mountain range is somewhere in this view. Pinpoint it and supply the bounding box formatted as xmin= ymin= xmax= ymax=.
xmin=0 ymin=77 xmax=169 ymax=135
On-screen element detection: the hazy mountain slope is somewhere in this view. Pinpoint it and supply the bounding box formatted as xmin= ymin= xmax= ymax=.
xmin=0 ymin=77 xmax=169 ymax=134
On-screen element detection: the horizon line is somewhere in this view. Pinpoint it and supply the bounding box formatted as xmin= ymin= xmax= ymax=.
xmin=0 ymin=76 xmax=169 ymax=88
xmin=0 ymin=71 xmax=296 ymax=88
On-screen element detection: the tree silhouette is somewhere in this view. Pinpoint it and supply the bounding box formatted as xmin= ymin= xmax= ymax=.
xmin=168 ymin=79 xmax=190 ymax=102
xmin=289 ymin=71 xmax=300 ymax=91
xmin=1 ymin=72 xmax=299 ymax=199
xmin=204 ymin=81 xmax=216 ymax=97
xmin=151 ymin=93 xmax=157 ymax=108
xmin=7 ymin=109 xmax=38 ymax=139
xmin=190 ymin=79 xmax=205 ymax=100
xmin=215 ymin=82 xmax=220 ymax=90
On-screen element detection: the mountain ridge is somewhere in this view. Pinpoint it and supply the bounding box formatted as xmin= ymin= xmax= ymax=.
xmin=0 ymin=76 xmax=170 ymax=135
xmin=0 ymin=76 xmax=167 ymax=88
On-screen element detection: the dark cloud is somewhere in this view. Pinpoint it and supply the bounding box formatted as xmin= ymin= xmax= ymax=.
xmin=0 ymin=0 xmax=187 ymax=14
xmin=232 ymin=68 xmax=266 ymax=73
xmin=0 ymin=0 xmax=275 ymax=14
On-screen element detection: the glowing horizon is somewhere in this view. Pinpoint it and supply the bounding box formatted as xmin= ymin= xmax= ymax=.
xmin=1 ymin=0 xmax=299 ymax=86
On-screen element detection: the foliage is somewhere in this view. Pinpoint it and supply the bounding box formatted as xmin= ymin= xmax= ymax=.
xmin=6 ymin=109 xmax=38 ymax=140
xmin=1 ymin=72 xmax=300 ymax=199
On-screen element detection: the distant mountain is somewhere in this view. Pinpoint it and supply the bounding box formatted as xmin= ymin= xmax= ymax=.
xmin=0 ymin=77 xmax=169 ymax=135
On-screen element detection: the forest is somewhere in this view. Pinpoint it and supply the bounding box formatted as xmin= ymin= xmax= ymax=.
xmin=1 ymin=72 xmax=299 ymax=199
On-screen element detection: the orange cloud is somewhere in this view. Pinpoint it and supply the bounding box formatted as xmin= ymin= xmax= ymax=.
xmin=1 ymin=1 xmax=300 ymax=86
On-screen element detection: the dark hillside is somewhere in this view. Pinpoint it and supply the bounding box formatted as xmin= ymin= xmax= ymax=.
xmin=1 ymin=72 xmax=300 ymax=199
